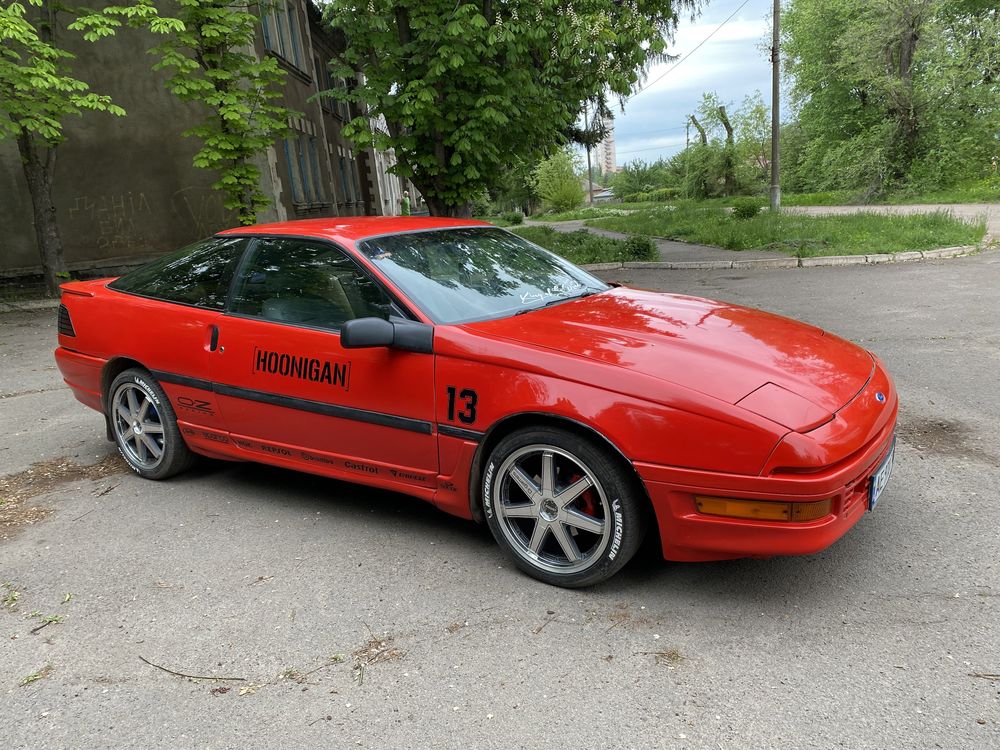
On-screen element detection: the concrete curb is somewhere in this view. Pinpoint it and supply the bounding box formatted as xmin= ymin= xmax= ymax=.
xmin=579 ymin=244 xmax=981 ymax=272
xmin=0 ymin=298 xmax=60 ymax=313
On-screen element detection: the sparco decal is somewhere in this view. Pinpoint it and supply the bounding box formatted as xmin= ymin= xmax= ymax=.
xmin=253 ymin=347 xmax=350 ymax=390
xmin=390 ymin=468 xmax=428 ymax=483
xmin=483 ymin=462 xmax=495 ymax=518
xmin=607 ymin=498 xmax=623 ymax=560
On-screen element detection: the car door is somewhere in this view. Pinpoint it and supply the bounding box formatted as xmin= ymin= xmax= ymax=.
xmin=210 ymin=235 xmax=437 ymax=488
xmin=104 ymin=235 xmax=251 ymax=435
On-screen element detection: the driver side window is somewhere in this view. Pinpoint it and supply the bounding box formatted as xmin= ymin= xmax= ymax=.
xmin=230 ymin=238 xmax=391 ymax=330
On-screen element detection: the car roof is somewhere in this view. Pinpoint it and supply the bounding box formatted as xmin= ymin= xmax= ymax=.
xmin=217 ymin=216 xmax=493 ymax=244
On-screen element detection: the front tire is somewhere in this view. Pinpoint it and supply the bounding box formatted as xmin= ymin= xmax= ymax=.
xmin=108 ymin=368 xmax=193 ymax=480
xmin=482 ymin=427 xmax=646 ymax=588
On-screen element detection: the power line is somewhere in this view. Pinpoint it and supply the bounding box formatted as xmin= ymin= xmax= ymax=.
xmin=628 ymin=0 xmax=754 ymax=102
xmin=617 ymin=142 xmax=686 ymax=156
xmin=616 ymin=124 xmax=689 ymax=138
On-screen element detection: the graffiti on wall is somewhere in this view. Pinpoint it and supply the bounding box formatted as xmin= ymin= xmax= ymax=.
xmin=67 ymin=192 xmax=151 ymax=252
xmin=170 ymin=187 xmax=234 ymax=239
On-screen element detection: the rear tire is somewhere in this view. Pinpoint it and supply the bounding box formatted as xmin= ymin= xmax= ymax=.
xmin=108 ymin=368 xmax=193 ymax=480
xmin=482 ymin=426 xmax=646 ymax=588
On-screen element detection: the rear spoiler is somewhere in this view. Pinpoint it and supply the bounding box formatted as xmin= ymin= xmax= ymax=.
xmin=60 ymin=280 xmax=106 ymax=298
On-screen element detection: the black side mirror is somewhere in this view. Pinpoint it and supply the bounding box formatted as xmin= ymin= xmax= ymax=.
xmin=340 ymin=317 xmax=433 ymax=354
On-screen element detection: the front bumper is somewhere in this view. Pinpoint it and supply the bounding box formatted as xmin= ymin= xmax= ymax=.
xmin=638 ymin=365 xmax=898 ymax=563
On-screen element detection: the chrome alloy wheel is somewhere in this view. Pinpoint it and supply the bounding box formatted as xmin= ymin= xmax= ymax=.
xmin=112 ymin=382 xmax=166 ymax=470
xmin=493 ymin=444 xmax=611 ymax=575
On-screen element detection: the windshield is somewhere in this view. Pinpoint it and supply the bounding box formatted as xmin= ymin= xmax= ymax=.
xmin=358 ymin=227 xmax=607 ymax=324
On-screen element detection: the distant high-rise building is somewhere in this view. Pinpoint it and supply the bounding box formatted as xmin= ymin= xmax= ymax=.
xmin=593 ymin=115 xmax=618 ymax=174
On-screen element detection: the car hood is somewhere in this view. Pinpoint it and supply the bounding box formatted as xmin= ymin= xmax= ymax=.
xmin=463 ymin=287 xmax=873 ymax=422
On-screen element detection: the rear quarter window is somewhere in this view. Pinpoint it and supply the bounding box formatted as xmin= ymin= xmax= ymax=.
xmin=108 ymin=237 xmax=248 ymax=309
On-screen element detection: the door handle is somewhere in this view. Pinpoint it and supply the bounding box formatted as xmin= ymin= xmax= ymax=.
xmin=209 ymin=325 xmax=220 ymax=352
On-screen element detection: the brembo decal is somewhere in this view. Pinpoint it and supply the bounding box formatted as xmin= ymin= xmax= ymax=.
xmin=253 ymin=347 xmax=351 ymax=390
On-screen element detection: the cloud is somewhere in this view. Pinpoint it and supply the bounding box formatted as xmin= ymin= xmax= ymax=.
xmin=603 ymin=0 xmax=774 ymax=165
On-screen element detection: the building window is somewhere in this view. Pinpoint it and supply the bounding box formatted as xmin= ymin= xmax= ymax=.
xmin=284 ymin=127 xmax=326 ymax=205
xmin=261 ymin=2 xmax=304 ymax=70
xmin=338 ymin=154 xmax=351 ymax=203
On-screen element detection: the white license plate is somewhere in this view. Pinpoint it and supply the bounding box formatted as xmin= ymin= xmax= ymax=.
xmin=868 ymin=440 xmax=895 ymax=511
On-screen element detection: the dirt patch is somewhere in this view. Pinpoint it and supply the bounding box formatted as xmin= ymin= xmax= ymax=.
xmin=897 ymin=416 xmax=998 ymax=467
xmin=0 ymin=453 xmax=128 ymax=540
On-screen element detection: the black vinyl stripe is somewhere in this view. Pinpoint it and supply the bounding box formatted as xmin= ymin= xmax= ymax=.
xmin=151 ymin=369 xmax=433 ymax=435
xmin=153 ymin=370 xmax=214 ymax=391
xmin=437 ymin=424 xmax=484 ymax=442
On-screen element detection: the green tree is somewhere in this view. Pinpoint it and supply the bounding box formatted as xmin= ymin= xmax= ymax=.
xmin=609 ymin=158 xmax=674 ymax=197
xmin=671 ymin=91 xmax=772 ymax=199
xmin=532 ymin=148 xmax=584 ymax=211
xmin=151 ymin=0 xmax=297 ymax=225
xmin=321 ymin=0 xmax=698 ymax=216
xmin=783 ymin=0 xmax=1000 ymax=195
xmin=1 ymin=0 xmax=181 ymax=295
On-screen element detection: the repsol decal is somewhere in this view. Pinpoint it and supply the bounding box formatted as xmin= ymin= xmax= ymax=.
xmin=177 ymin=396 xmax=214 ymax=416
xmin=260 ymin=443 xmax=292 ymax=457
xmin=200 ymin=430 xmax=229 ymax=444
xmin=253 ymin=347 xmax=350 ymax=390
xmin=390 ymin=468 xmax=428 ymax=483
xmin=344 ymin=460 xmax=378 ymax=475
xmin=607 ymin=498 xmax=624 ymax=560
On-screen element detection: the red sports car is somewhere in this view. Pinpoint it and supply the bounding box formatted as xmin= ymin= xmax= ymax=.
xmin=55 ymin=217 xmax=897 ymax=587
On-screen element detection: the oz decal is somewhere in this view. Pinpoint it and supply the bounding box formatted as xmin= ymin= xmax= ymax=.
xmin=445 ymin=386 xmax=478 ymax=424
xmin=176 ymin=396 xmax=214 ymax=416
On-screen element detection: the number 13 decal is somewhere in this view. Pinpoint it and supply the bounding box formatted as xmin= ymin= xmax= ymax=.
xmin=446 ymin=386 xmax=478 ymax=424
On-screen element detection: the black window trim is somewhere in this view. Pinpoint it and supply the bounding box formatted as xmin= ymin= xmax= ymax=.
xmin=218 ymin=233 xmax=422 ymax=334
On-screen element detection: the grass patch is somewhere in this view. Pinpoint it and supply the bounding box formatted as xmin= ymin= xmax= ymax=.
xmin=781 ymin=191 xmax=859 ymax=206
xmin=885 ymin=180 xmax=1000 ymax=205
xmin=476 ymin=215 xmax=515 ymax=227
xmin=512 ymin=226 xmax=658 ymax=265
xmin=586 ymin=203 xmax=986 ymax=257
xmin=529 ymin=202 xmax=665 ymax=222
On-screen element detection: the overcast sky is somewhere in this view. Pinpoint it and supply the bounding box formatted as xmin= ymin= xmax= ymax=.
xmin=596 ymin=0 xmax=774 ymax=168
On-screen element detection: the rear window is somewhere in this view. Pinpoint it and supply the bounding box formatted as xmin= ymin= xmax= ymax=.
xmin=108 ymin=237 xmax=248 ymax=309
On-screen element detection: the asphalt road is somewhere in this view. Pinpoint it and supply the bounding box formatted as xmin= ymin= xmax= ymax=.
xmin=2 ymin=253 xmax=999 ymax=749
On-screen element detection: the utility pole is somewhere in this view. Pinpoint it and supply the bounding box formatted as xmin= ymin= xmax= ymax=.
xmin=584 ymin=101 xmax=594 ymax=204
xmin=770 ymin=0 xmax=781 ymax=211
xmin=684 ymin=119 xmax=690 ymax=200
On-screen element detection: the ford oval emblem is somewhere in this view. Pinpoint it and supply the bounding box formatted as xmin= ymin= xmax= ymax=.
xmin=875 ymin=392 xmax=886 ymax=403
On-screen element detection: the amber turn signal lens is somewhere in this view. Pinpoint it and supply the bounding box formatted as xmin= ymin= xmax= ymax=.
xmin=695 ymin=496 xmax=832 ymax=522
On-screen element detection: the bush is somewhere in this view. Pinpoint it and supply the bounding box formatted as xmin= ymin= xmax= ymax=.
xmin=623 ymin=235 xmax=657 ymax=260
xmin=731 ymin=197 xmax=764 ymax=220
xmin=511 ymin=226 xmax=657 ymax=265
xmin=620 ymin=187 xmax=681 ymax=203
xmin=501 ymin=211 xmax=524 ymax=225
